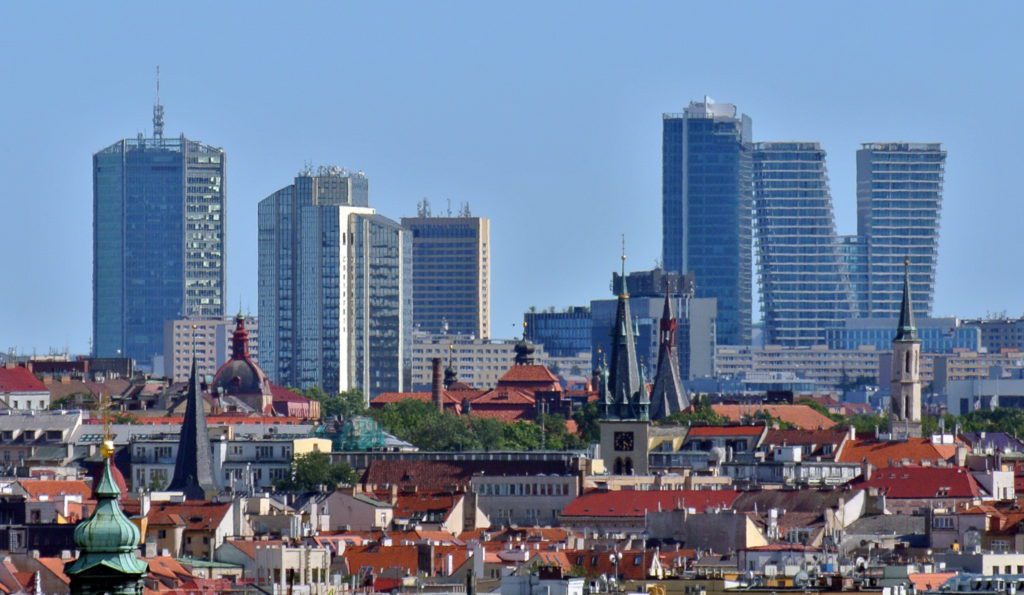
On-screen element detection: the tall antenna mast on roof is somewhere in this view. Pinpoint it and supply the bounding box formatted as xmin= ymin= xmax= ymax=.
xmin=153 ymin=66 xmax=165 ymax=139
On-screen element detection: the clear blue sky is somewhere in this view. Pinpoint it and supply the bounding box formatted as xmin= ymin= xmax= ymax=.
xmin=2 ymin=2 xmax=1022 ymax=354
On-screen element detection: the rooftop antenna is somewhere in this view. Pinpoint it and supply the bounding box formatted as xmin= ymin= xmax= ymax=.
xmin=153 ymin=66 xmax=165 ymax=139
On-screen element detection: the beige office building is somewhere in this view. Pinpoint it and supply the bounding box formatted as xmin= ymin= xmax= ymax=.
xmin=402 ymin=204 xmax=490 ymax=340
xmin=162 ymin=316 xmax=258 ymax=382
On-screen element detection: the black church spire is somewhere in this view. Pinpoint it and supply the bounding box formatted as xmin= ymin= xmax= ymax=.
xmin=167 ymin=358 xmax=216 ymax=500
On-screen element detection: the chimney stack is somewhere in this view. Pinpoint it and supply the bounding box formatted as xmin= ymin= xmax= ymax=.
xmin=432 ymin=358 xmax=444 ymax=412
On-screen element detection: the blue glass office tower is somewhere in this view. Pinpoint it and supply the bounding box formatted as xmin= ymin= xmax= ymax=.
xmin=258 ymin=167 xmax=410 ymax=398
xmin=663 ymin=99 xmax=752 ymax=346
xmin=93 ymin=102 xmax=225 ymax=366
xmin=838 ymin=235 xmax=869 ymax=317
xmin=524 ymin=307 xmax=592 ymax=358
xmin=752 ymin=142 xmax=854 ymax=347
xmin=857 ymin=143 xmax=946 ymax=317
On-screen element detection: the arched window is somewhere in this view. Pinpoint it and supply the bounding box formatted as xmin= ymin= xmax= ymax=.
xmin=905 ymin=351 xmax=911 ymax=374
xmin=614 ymin=457 xmax=623 ymax=475
xmin=624 ymin=457 xmax=634 ymax=475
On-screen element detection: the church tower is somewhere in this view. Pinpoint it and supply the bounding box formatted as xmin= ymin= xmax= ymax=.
xmin=889 ymin=258 xmax=922 ymax=438
xmin=650 ymin=289 xmax=689 ymax=419
xmin=167 ymin=358 xmax=216 ymax=499
xmin=65 ymin=432 xmax=148 ymax=593
xmin=598 ymin=246 xmax=651 ymax=475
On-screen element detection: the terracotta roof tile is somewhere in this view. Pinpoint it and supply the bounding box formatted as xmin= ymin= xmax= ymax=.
xmin=0 ymin=367 xmax=47 ymax=392
xmin=712 ymin=404 xmax=836 ymax=430
xmin=149 ymin=502 xmax=231 ymax=531
xmin=909 ymin=573 xmax=957 ymax=591
xmin=561 ymin=489 xmax=739 ymax=518
xmin=17 ymin=479 xmax=92 ymax=501
xmin=686 ymin=425 xmax=765 ymax=437
xmin=855 ymin=466 xmax=982 ymax=499
xmin=223 ymin=539 xmax=285 ymax=560
xmin=343 ymin=544 xmax=420 ymax=576
xmin=497 ymin=365 xmax=560 ymax=386
xmin=838 ymin=438 xmax=957 ymax=468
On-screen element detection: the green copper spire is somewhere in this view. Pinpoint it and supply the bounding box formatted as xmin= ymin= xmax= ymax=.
xmin=66 ymin=447 xmax=147 ymax=594
xmin=894 ymin=257 xmax=919 ymax=343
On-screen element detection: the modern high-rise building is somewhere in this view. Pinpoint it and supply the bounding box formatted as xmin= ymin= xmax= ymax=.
xmin=752 ymin=142 xmax=854 ymax=347
xmin=401 ymin=202 xmax=490 ymax=340
xmin=857 ymin=143 xmax=946 ymax=318
xmin=524 ymin=306 xmax=591 ymax=358
xmin=662 ymin=98 xmax=752 ymax=346
xmin=838 ymin=235 xmax=869 ymax=318
xmin=93 ymin=97 xmax=226 ymax=366
xmin=258 ymin=167 xmax=410 ymax=399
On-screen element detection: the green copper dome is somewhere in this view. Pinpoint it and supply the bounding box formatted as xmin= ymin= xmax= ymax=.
xmin=65 ymin=457 xmax=148 ymax=579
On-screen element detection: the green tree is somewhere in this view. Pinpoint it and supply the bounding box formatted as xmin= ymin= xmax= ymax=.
xmin=659 ymin=394 xmax=729 ymax=426
xmin=276 ymin=451 xmax=356 ymax=492
xmin=302 ymin=387 xmax=367 ymax=420
xmin=572 ymin=402 xmax=601 ymax=444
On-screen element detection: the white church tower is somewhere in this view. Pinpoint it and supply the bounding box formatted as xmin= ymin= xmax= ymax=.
xmin=889 ymin=257 xmax=922 ymax=439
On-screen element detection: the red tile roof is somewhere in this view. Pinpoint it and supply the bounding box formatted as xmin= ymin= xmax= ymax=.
xmin=18 ymin=479 xmax=92 ymax=501
xmin=855 ymin=466 xmax=982 ymax=499
xmin=497 ymin=365 xmax=560 ymax=386
xmin=561 ymin=489 xmax=740 ymax=517
xmin=149 ymin=502 xmax=231 ymax=531
xmin=361 ymin=459 xmax=574 ymax=489
xmin=686 ymin=425 xmax=765 ymax=437
xmin=268 ymin=384 xmax=308 ymax=403
xmin=712 ymin=404 xmax=836 ymax=430
xmin=909 ymin=573 xmax=958 ymax=591
xmin=764 ymin=428 xmax=847 ymax=447
xmin=0 ymin=366 xmax=47 ymax=393
xmin=563 ymin=549 xmax=656 ymax=580
xmin=35 ymin=558 xmax=69 ymax=585
xmin=222 ymin=539 xmax=286 ymax=561
xmin=838 ymin=438 xmax=957 ymax=468
xmin=343 ymin=545 xmax=420 ymax=576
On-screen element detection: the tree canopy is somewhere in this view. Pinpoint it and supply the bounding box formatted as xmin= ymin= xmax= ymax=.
xmin=366 ymin=399 xmax=585 ymax=451
xmin=274 ymin=450 xmax=357 ymax=492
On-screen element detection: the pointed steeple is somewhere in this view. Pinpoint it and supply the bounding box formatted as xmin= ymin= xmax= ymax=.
xmin=65 ymin=436 xmax=147 ymax=593
xmin=895 ymin=257 xmax=919 ymax=342
xmin=605 ymin=244 xmax=648 ymax=421
xmin=650 ymin=290 xmax=689 ymax=419
xmin=167 ymin=358 xmax=216 ymax=500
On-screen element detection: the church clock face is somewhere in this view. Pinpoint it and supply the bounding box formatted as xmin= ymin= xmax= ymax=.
xmin=614 ymin=431 xmax=635 ymax=452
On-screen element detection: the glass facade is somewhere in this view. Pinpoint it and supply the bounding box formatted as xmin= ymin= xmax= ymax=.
xmin=258 ymin=168 xmax=409 ymax=398
xmin=93 ymin=136 xmax=225 ymax=365
xmin=838 ymin=235 xmax=869 ymax=317
xmin=401 ymin=216 xmax=490 ymax=340
xmin=662 ymin=99 xmax=752 ymax=346
xmin=524 ymin=307 xmax=592 ymax=358
xmin=825 ymin=317 xmax=980 ymax=353
xmin=752 ymin=142 xmax=854 ymax=347
xmin=857 ymin=143 xmax=946 ymax=317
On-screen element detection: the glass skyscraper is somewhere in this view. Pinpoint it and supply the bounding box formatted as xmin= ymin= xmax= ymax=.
xmin=857 ymin=143 xmax=946 ymax=318
xmin=93 ymin=112 xmax=226 ymax=365
xmin=838 ymin=235 xmax=869 ymax=318
xmin=662 ymin=98 xmax=752 ymax=346
xmin=752 ymin=142 xmax=854 ymax=347
xmin=258 ymin=167 xmax=410 ymax=398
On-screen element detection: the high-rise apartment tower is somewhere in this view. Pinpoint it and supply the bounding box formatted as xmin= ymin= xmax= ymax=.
xmin=752 ymin=142 xmax=854 ymax=347
xmin=857 ymin=143 xmax=946 ymax=318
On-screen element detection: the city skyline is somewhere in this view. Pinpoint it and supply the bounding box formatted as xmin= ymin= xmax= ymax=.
xmin=3 ymin=2 xmax=1024 ymax=354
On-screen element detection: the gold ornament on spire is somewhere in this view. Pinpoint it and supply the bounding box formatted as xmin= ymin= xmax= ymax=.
xmin=100 ymin=393 xmax=115 ymax=459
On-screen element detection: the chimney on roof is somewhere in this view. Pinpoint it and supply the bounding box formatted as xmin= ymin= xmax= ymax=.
xmin=431 ymin=358 xmax=444 ymax=413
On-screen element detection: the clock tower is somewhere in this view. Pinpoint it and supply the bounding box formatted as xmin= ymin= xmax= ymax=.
xmin=598 ymin=246 xmax=651 ymax=474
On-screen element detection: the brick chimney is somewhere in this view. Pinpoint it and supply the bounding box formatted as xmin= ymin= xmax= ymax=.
xmin=431 ymin=357 xmax=444 ymax=413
